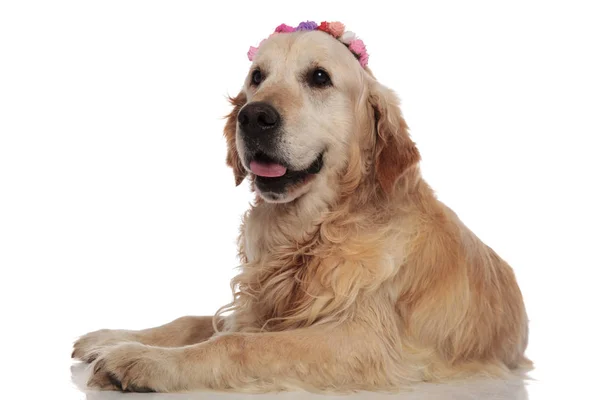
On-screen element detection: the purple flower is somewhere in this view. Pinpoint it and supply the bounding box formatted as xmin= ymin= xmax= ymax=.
xmin=295 ymin=21 xmax=318 ymax=31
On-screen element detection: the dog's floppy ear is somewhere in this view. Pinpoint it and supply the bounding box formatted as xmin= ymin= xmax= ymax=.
xmin=224 ymin=92 xmax=247 ymax=186
xmin=368 ymin=82 xmax=420 ymax=194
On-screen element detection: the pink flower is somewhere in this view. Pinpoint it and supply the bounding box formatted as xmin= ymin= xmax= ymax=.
xmin=248 ymin=39 xmax=267 ymax=61
xmin=328 ymin=21 xmax=345 ymax=38
xmin=359 ymin=52 xmax=369 ymax=67
xmin=274 ymin=23 xmax=295 ymax=33
xmin=247 ymin=46 xmax=258 ymax=61
xmin=349 ymin=39 xmax=366 ymax=56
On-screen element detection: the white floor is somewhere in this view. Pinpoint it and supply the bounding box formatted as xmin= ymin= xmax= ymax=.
xmin=40 ymin=361 xmax=577 ymax=400
xmin=5 ymin=335 xmax=591 ymax=400
xmin=70 ymin=364 xmax=532 ymax=399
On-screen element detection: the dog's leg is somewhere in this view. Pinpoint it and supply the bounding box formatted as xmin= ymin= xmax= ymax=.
xmin=87 ymin=324 xmax=412 ymax=392
xmin=73 ymin=316 xmax=221 ymax=363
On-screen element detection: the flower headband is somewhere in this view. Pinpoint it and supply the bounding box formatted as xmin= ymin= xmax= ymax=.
xmin=247 ymin=21 xmax=369 ymax=68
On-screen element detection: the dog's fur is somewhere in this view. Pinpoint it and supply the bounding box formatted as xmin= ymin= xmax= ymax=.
xmin=73 ymin=30 xmax=530 ymax=393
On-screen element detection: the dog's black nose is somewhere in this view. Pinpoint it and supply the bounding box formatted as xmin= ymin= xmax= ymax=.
xmin=238 ymin=102 xmax=281 ymax=137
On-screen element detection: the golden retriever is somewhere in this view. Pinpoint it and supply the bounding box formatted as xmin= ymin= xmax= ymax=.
xmin=73 ymin=26 xmax=531 ymax=393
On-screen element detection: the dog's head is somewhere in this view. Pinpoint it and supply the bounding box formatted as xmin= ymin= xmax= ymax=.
xmin=224 ymin=28 xmax=420 ymax=203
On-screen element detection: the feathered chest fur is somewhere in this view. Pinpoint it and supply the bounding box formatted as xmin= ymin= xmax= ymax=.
xmin=223 ymin=203 xmax=401 ymax=332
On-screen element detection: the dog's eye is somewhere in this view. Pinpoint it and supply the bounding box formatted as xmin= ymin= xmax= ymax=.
xmin=251 ymin=70 xmax=263 ymax=86
xmin=309 ymin=69 xmax=332 ymax=87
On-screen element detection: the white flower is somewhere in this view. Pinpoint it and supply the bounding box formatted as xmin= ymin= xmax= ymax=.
xmin=340 ymin=31 xmax=356 ymax=45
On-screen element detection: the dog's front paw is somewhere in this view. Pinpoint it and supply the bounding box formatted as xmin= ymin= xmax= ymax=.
xmin=87 ymin=342 xmax=182 ymax=392
xmin=72 ymin=329 xmax=139 ymax=362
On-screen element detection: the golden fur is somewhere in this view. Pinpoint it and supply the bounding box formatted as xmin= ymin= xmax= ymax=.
xmin=73 ymin=30 xmax=530 ymax=393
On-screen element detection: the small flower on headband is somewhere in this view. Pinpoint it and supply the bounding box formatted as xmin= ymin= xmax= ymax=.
xmin=349 ymin=39 xmax=368 ymax=68
xmin=328 ymin=21 xmax=345 ymax=38
xmin=339 ymin=31 xmax=356 ymax=45
xmin=247 ymin=46 xmax=259 ymax=61
xmin=349 ymin=39 xmax=366 ymax=56
xmin=296 ymin=21 xmax=319 ymax=31
xmin=359 ymin=52 xmax=369 ymax=68
xmin=317 ymin=21 xmax=345 ymax=38
xmin=274 ymin=23 xmax=295 ymax=33
xmin=246 ymin=21 xmax=369 ymax=68
xmin=247 ymin=39 xmax=267 ymax=61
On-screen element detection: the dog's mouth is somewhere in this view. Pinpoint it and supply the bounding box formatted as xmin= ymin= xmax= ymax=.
xmin=248 ymin=151 xmax=324 ymax=194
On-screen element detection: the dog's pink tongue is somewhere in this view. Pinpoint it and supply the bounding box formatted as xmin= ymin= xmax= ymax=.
xmin=250 ymin=160 xmax=287 ymax=177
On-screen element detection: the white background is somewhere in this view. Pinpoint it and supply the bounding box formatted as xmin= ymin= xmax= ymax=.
xmin=1 ymin=1 xmax=599 ymax=399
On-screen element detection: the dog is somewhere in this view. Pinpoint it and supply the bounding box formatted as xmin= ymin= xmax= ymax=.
xmin=73 ymin=22 xmax=531 ymax=393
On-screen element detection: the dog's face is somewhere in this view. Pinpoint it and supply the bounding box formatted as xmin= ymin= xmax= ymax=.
xmin=224 ymin=30 xmax=420 ymax=203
